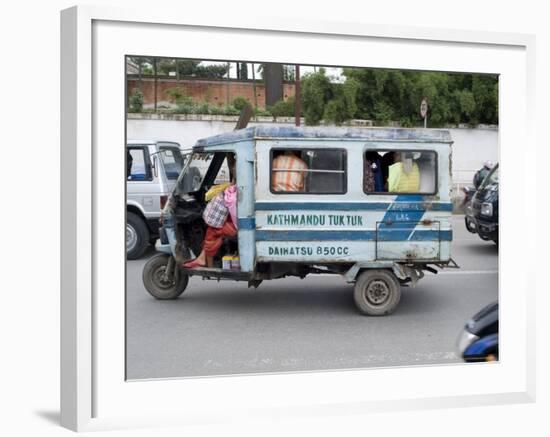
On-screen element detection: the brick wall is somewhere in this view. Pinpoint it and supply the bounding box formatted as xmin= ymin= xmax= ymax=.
xmin=127 ymin=77 xmax=296 ymax=109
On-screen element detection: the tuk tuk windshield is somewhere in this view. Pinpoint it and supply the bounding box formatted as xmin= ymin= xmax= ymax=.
xmin=177 ymin=152 xmax=213 ymax=193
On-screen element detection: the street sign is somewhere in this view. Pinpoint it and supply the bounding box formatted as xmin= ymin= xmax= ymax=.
xmin=420 ymin=97 xmax=428 ymax=128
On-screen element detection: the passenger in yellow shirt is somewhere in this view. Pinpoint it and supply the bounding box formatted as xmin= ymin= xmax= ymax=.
xmin=388 ymin=152 xmax=420 ymax=192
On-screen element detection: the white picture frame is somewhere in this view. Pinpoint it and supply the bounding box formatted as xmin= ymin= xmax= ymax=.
xmin=60 ymin=5 xmax=536 ymax=432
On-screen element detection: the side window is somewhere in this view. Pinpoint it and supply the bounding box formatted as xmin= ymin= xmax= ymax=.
xmin=363 ymin=150 xmax=437 ymax=194
xmin=271 ymin=149 xmax=347 ymax=194
xmin=158 ymin=146 xmax=184 ymax=180
xmin=127 ymin=147 xmax=151 ymax=181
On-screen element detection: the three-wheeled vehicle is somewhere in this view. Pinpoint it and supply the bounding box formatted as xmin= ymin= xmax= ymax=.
xmin=142 ymin=126 xmax=456 ymax=316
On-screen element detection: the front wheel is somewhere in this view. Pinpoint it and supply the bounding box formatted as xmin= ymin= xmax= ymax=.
xmin=142 ymin=254 xmax=189 ymax=299
xmin=127 ymin=212 xmax=150 ymax=260
xmin=353 ymin=269 xmax=401 ymax=316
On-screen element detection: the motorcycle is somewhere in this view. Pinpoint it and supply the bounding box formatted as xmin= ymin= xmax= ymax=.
xmin=457 ymin=301 xmax=499 ymax=362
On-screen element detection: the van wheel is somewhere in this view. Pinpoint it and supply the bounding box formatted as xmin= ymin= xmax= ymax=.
xmin=127 ymin=212 xmax=149 ymax=260
xmin=142 ymin=254 xmax=189 ymax=299
xmin=354 ymin=269 xmax=401 ymax=316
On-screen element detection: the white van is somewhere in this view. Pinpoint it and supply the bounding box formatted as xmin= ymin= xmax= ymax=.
xmin=126 ymin=140 xmax=184 ymax=259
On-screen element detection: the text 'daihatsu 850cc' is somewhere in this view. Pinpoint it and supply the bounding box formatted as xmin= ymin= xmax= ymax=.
xmin=142 ymin=126 xmax=457 ymax=316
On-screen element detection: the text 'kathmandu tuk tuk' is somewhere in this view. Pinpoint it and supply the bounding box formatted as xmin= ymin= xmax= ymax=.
xmin=142 ymin=126 xmax=456 ymax=315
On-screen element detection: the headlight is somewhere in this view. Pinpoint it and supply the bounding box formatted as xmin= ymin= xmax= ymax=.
xmin=480 ymin=203 xmax=493 ymax=216
xmin=457 ymin=329 xmax=479 ymax=356
xmin=465 ymin=205 xmax=473 ymax=215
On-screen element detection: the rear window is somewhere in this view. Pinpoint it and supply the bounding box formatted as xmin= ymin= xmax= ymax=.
xmin=127 ymin=147 xmax=151 ymax=181
xmin=363 ymin=149 xmax=437 ymax=194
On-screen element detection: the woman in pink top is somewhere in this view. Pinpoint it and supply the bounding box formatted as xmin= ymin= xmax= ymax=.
xmin=184 ymin=159 xmax=238 ymax=269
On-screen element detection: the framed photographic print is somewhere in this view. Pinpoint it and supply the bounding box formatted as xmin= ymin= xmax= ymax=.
xmin=61 ymin=5 xmax=536 ymax=432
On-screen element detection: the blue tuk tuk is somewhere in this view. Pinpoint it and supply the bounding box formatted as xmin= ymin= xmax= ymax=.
xmin=142 ymin=126 xmax=456 ymax=315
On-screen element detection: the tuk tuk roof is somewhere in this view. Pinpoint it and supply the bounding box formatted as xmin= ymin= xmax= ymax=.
xmin=194 ymin=126 xmax=453 ymax=148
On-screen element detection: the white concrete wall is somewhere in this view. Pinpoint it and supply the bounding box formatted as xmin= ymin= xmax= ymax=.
xmin=449 ymin=127 xmax=499 ymax=186
xmin=126 ymin=117 xmax=498 ymax=188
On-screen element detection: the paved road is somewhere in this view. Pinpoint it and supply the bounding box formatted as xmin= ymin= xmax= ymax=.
xmin=126 ymin=215 xmax=498 ymax=379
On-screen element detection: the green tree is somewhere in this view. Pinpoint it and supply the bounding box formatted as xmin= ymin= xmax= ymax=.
xmin=269 ymin=96 xmax=295 ymax=119
xmin=451 ymin=89 xmax=476 ymax=124
xmin=158 ymin=58 xmax=176 ymax=76
xmin=342 ymin=67 xmax=498 ymax=126
xmin=472 ymin=75 xmax=498 ymax=124
xmin=283 ymin=65 xmax=295 ymax=82
xmin=300 ymin=68 xmax=332 ymax=125
xmin=128 ymin=56 xmax=154 ymax=75
xmin=323 ymin=78 xmax=359 ymax=125
xmin=237 ymin=62 xmax=248 ymax=80
xmin=174 ymin=60 xmax=227 ymax=78
xmin=129 ymin=88 xmax=144 ymax=112
xmin=232 ymin=96 xmax=251 ymax=111
xmin=164 ymin=87 xmax=193 ymax=105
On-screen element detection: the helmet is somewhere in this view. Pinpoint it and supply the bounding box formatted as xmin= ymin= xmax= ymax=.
xmin=483 ymin=160 xmax=494 ymax=170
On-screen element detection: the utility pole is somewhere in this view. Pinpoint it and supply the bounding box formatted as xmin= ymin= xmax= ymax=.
xmin=226 ymin=62 xmax=231 ymax=105
xmin=420 ymin=97 xmax=428 ymax=128
xmin=295 ymin=65 xmax=301 ymax=127
xmin=153 ymin=57 xmax=158 ymax=111
xmin=264 ymin=63 xmax=283 ymax=107
xmin=251 ymin=63 xmax=258 ymax=116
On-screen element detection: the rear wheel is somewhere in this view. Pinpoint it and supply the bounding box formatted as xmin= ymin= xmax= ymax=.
xmin=354 ymin=269 xmax=401 ymax=316
xmin=126 ymin=212 xmax=150 ymax=260
xmin=142 ymin=254 xmax=189 ymax=299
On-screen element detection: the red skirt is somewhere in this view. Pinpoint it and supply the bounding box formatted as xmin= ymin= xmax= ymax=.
xmin=203 ymin=219 xmax=237 ymax=257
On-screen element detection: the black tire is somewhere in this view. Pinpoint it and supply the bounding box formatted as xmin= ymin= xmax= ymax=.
xmin=126 ymin=212 xmax=150 ymax=260
xmin=142 ymin=254 xmax=189 ymax=300
xmin=353 ymin=269 xmax=401 ymax=316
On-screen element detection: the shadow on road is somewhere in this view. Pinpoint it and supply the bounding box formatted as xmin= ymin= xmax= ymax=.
xmin=143 ymin=280 xmax=450 ymax=320
xmin=468 ymin=242 xmax=498 ymax=254
xmin=154 ymin=285 xmax=359 ymax=317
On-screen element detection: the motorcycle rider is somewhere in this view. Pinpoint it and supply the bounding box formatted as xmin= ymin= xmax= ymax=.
xmin=473 ymin=160 xmax=494 ymax=189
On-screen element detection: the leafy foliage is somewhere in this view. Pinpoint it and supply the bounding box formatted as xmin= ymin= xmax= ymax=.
xmin=129 ymin=58 xmax=228 ymax=79
xmin=174 ymin=60 xmax=228 ymax=78
xmin=164 ymin=87 xmax=193 ymax=105
xmin=342 ymin=68 xmax=498 ymax=126
xmin=232 ymin=96 xmax=251 ymax=111
xmin=323 ymin=78 xmax=360 ymax=125
xmin=300 ymin=69 xmax=359 ymax=125
xmin=237 ymin=62 xmax=248 ymax=80
xmin=128 ymin=89 xmax=144 ymax=113
xmin=158 ymin=59 xmax=176 ymax=76
xmin=207 ymin=105 xmax=241 ymax=116
xmin=268 ymin=96 xmax=295 ymax=118
xmin=283 ymin=65 xmax=296 ymax=82
xmin=301 ymin=68 xmax=332 ymax=125
xmin=128 ymin=57 xmax=499 ymax=126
